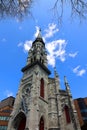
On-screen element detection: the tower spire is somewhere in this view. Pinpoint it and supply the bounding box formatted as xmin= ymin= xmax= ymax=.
xmin=37 ymin=28 xmax=42 ymax=38
xmin=21 ymin=28 xmax=50 ymax=74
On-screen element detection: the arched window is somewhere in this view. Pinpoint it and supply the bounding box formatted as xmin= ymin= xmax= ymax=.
xmin=40 ymin=78 xmax=44 ymax=98
xmin=64 ymin=105 xmax=71 ymax=123
xmin=13 ymin=112 xmax=26 ymax=130
xmin=39 ymin=117 xmax=44 ymax=130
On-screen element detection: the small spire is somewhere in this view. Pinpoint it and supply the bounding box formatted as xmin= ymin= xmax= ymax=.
xmin=64 ymin=76 xmax=69 ymax=88
xmin=64 ymin=76 xmax=71 ymax=95
xmin=54 ymin=67 xmax=59 ymax=77
xmin=64 ymin=76 xmax=68 ymax=84
xmin=37 ymin=28 xmax=42 ymax=38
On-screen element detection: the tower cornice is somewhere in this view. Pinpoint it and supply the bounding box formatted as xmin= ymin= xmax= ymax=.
xmin=21 ymin=60 xmax=51 ymax=75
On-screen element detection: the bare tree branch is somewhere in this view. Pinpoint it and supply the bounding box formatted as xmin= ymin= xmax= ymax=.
xmin=53 ymin=0 xmax=87 ymax=23
xmin=0 ymin=0 xmax=87 ymax=21
xmin=0 ymin=0 xmax=33 ymax=20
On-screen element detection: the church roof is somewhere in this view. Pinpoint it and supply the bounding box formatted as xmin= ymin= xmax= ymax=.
xmin=0 ymin=96 xmax=15 ymax=109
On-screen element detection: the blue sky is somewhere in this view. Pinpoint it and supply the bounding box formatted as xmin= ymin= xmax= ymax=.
xmin=0 ymin=0 xmax=87 ymax=101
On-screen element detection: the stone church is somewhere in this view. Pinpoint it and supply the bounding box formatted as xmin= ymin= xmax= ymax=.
xmin=7 ymin=30 xmax=81 ymax=130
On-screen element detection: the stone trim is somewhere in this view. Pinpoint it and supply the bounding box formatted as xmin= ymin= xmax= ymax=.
xmin=39 ymin=97 xmax=48 ymax=104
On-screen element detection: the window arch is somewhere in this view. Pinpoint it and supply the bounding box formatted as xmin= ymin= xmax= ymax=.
xmin=13 ymin=112 xmax=26 ymax=130
xmin=39 ymin=117 xmax=44 ymax=130
xmin=40 ymin=78 xmax=44 ymax=98
xmin=64 ymin=105 xmax=71 ymax=123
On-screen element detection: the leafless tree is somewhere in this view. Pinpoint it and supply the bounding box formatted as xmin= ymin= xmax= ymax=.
xmin=52 ymin=0 xmax=87 ymax=23
xmin=0 ymin=0 xmax=87 ymax=21
xmin=0 ymin=0 xmax=33 ymax=20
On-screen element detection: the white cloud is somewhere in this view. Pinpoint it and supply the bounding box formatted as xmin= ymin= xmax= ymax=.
xmin=24 ymin=40 xmax=32 ymax=52
xmin=73 ymin=65 xmax=86 ymax=76
xmin=46 ymin=39 xmax=67 ymax=67
xmin=4 ymin=90 xmax=13 ymax=97
xmin=47 ymin=54 xmax=55 ymax=67
xmin=18 ymin=40 xmax=32 ymax=52
xmin=17 ymin=23 xmax=69 ymax=67
xmin=69 ymin=52 xmax=78 ymax=58
xmin=18 ymin=42 xmax=23 ymax=47
xmin=34 ymin=26 xmax=40 ymax=38
xmin=44 ymin=23 xmax=59 ymax=39
xmin=73 ymin=65 xmax=80 ymax=73
xmin=78 ymin=69 xmax=86 ymax=76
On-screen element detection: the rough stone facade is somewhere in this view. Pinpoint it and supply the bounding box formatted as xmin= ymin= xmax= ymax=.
xmin=7 ymin=30 xmax=81 ymax=130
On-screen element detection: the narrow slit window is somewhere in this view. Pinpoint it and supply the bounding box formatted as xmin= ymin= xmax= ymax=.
xmin=40 ymin=78 xmax=44 ymax=98
xmin=39 ymin=117 xmax=44 ymax=130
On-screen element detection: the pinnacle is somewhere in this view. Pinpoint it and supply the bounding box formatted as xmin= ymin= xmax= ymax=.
xmin=54 ymin=67 xmax=59 ymax=77
xmin=64 ymin=76 xmax=68 ymax=84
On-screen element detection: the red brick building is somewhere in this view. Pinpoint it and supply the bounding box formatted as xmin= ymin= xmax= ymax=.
xmin=0 ymin=96 xmax=15 ymax=130
xmin=74 ymin=97 xmax=87 ymax=130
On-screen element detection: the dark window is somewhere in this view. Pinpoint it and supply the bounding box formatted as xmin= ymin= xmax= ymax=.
xmin=41 ymin=53 xmax=43 ymax=56
xmin=31 ymin=58 xmax=33 ymax=63
xmin=78 ymin=98 xmax=86 ymax=110
xmin=81 ymin=112 xmax=87 ymax=117
xmin=12 ymin=100 xmax=14 ymax=106
xmin=64 ymin=105 xmax=71 ymax=123
xmin=18 ymin=116 xmax=26 ymax=130
xmin=40 ymin=78 xmax=44 ymax=98
xmin=39 ymin=117 xmax=44 ymax=130
xmin=0 ymin=126 xmax=7 ymax=130
xmin=40 ymin=57 xmax=42 ymax=63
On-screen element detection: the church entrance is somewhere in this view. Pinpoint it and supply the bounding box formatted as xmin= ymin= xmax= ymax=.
xmin=13 ymin=112 xmax=26 ymax=130
xmin=39 ymin=117 xmax=44 ymax=130
xmin=18 ymin=115 xmax=26 ymax=130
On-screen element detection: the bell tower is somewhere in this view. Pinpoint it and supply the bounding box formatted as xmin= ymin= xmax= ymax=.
xmin=7 ymin=29 xmax=81 ymax=130
xmin=26 ymin=29 xmax=47 ymax=67
xmin=7 ymin=29 xmax=51 ymax=130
